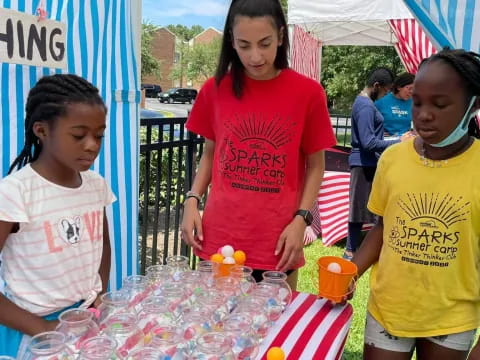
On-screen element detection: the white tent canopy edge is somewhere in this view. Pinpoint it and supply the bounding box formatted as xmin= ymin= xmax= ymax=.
xmin=288 ymin=0 xmax=413 ymax=46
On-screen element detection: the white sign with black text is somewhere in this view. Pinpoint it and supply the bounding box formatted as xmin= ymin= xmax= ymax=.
xmin=0 ymin=7 xmax=66 ymax=69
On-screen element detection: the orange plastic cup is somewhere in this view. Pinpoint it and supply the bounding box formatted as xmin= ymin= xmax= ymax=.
xmin=317 ymin=256 xmax=357 ymax=303
xmin=213 ymin=263 xmax=236 ymax=277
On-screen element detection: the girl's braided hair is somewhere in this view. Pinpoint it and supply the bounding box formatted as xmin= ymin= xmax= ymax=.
xmin=9 ymin=74 xmax=106 ymax=174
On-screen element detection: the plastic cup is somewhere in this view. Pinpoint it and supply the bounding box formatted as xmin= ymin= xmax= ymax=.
xmin=213 ymin=263 xmax=236 ymax=277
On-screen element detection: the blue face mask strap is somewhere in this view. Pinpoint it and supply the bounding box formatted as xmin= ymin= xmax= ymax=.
xmin=460 ymin=96 xmax=478 ymax=130
xmin=431 ymin=96 xmax=477 ymax=148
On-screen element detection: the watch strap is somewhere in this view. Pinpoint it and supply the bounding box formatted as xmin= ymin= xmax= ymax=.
xmin=184 ymin=191 xmax=202 ymax=205
xmin=294 ymin=209 xmax=313 ymax=226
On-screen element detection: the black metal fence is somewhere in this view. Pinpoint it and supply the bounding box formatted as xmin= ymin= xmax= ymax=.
xmin=330 ymin=113 xmax=352 ymax=147
xmin=139 ymin=117 xmax=204 ymax=274
xmin=139 ymin=114 xmax=351 ymax=274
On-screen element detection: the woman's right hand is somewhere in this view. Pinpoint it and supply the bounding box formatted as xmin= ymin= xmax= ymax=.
xmin=180 ymin=199 xmax=204 ymax=250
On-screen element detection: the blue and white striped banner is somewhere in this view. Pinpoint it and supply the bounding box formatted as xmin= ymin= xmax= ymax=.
xmin=403 ymin=0 xmax=480 ymax=52
xmin=0 ymin=0 xmax=139 ymax=290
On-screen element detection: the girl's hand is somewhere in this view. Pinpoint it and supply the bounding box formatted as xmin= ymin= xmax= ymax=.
xmin=93 ymin=294 xmax=104 ymax=308
xmin=180 ymin=200 xmax=204 ymax=250
xmin=330 ymin=275 xmax=357 ymax=306
xmin=41 ymin=318 xmax=59 ymax=333
xmin=275 ymin=217 xmax=306 ymax=272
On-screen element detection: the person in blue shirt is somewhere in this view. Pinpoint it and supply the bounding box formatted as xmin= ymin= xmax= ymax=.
xmin=343 ymin=68 xmax=411 ymax=260
xmin=375 ymin=73 xmax=415 ymax=136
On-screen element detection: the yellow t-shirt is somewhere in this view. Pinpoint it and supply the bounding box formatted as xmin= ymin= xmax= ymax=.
xmin=367 ymin=139 xmax=480 ymax=337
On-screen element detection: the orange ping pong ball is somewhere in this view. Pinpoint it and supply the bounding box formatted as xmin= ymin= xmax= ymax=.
xmin=210 ymin=253 xmax=224 ymax=264
xmin=233 ymin=250 xmax=246 ymax=264
xmin=267 ymin=347 xmax=285 ymax=360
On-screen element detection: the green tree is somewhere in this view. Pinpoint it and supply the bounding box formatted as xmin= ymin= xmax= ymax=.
xmin=321 ymin=45 xmax=403 ymax=113
xmin=186 ymin=38 xmax=222 ymax=83
xmin=167 ymin=25 xmax=205 ymax=86
xmin=166 ymin=24 xmax=204 ymax=41
xmin=280 ymin=0 xmax=288 ymax=16
xmin=170 ymin=41 xmax=190 ymax=87
xmin=141 ymin=22 xmax=162 ymax=78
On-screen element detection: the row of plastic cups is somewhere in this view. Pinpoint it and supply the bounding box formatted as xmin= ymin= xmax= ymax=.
xmin=7 ymin=291 xmax=280 ymax=359
xmin=17 ymin=330 xmax=235 ymax=360
xmin=54 ymin=266 xmax=291 ymax=355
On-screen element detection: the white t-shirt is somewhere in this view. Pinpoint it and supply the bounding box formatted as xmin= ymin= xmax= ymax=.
xmin=0 ymin=164 xmax=116 ymax=316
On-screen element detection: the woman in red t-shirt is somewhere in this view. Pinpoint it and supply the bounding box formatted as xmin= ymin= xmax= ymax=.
xmin=181 ymin=0 xmax=336 ymax=289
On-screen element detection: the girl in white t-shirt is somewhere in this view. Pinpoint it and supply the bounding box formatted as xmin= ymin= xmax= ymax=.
xmin=0 ymin=74 xmax=115 ymax=357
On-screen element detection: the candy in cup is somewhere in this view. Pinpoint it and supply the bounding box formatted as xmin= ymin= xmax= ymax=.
xmin=56 ymin=309 xmax=99 ymax=353
xmin=103 ymin=313 xmax=145 ymax=358
xmin=78 ymin=336 xmax=118 ymax=360
xmin=190 ymin=332 xmax=235 ymax=360
xmin=23 ymin=331 xmax=75 ymax=360
xmin=221 ymin=313 xmax=259 ymax=360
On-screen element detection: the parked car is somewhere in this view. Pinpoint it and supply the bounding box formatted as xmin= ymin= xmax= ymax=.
xmin=158 ymin=88 xmax=197 ymax=104
xmin=141 ymin=83 xmax=162 ymax=98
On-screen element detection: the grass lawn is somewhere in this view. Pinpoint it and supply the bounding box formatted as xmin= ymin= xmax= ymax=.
xmin=335 ymin=133 xmax=352 ymax=147
xmin=297 ymin=239 xmax=368 ymax=360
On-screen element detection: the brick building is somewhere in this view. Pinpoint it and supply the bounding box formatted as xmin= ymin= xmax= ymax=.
xmin=143 ymin=27 xmax=223 ymax=92
xmin=192 ymin=27 xmax=223 ymax=45
xmin=142 ymin=27 xmax=176 ymax=92
xmin=188 ymin=27 xmax=223 ymax=89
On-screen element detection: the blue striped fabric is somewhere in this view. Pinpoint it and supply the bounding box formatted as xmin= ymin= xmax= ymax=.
xmin=0 ymin=0 xmax=139 ymax=290
xmin=403 ymin=0 xmax=480 ymax=52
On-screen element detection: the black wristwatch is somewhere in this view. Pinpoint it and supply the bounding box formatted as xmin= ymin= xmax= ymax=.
xmin=294 ymin=209 xmax=313 ymax=226
xmin=183 ymin=191 xmax=202 ymax=207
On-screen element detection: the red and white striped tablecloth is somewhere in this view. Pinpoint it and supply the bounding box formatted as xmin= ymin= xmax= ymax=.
xmin=256 ymin=292 xmax=353 ymax=360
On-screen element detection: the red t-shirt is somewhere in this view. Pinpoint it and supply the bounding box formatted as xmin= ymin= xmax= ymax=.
xmin=186 ymin=69 xmax=336 ymax=270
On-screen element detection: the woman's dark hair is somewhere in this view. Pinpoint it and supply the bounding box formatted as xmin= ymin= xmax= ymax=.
xmin=366 ymin=67 xmax=394 ymax=87
xmin=419 ymin=48 xmax=480 ymax=138
xmin=8 ymin=74 xmax=106 ymax=174
xmin=215 ymin=0 xmax=289 ymax=98
xmin=392 ymin=72 xmax=415 ymax=94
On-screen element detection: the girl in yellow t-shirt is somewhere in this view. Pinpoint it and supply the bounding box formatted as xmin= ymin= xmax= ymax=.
xmin=352 ymin=48 xmax=480 ymax=360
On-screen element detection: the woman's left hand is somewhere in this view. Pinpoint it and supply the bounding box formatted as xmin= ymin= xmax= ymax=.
xmin=275 ymin=217 xmax=306 ymax=272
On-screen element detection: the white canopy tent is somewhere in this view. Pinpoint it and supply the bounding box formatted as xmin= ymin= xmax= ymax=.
xmin=288 ymin=0 xmax=413 ymax=46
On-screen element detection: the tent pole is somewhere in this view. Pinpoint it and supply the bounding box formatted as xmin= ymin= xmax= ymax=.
xmin=131 ymin=0 xmax=142 ymax=85
xmin=288 ymin=24 xmax=295 ymax=64
xmin=318 ymin=41 xmax=323 ymax=81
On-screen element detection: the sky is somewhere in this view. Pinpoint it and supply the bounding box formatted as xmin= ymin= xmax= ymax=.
xmin=142 ymin=0 xmax=229 ymax=31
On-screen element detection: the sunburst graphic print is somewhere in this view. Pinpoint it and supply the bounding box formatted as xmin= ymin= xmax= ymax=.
xmin=397 ymin=193 xmax=470 ymax=228
xmin=225 ymin=113 xmax=296 ymax=149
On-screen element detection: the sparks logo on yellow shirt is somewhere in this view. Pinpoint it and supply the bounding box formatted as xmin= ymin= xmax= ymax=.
xmin=384 ymin=193 xmax=470 ymax=268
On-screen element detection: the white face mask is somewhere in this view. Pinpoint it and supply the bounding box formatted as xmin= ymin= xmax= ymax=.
xmin=431 ymin=96 xmax=478 ymax=148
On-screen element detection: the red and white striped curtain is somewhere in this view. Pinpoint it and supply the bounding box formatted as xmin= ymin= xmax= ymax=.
xmin=291 ymin=25 xmax=322 ymax=81
xmin=316 ymin=171 xmax=373 ymax=247
xmin=389 ymin=19 xmax=437 ymax=74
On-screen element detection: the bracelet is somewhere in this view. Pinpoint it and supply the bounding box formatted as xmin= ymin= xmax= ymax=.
xmin=184 ymin=191 xmax=202 ymax=206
